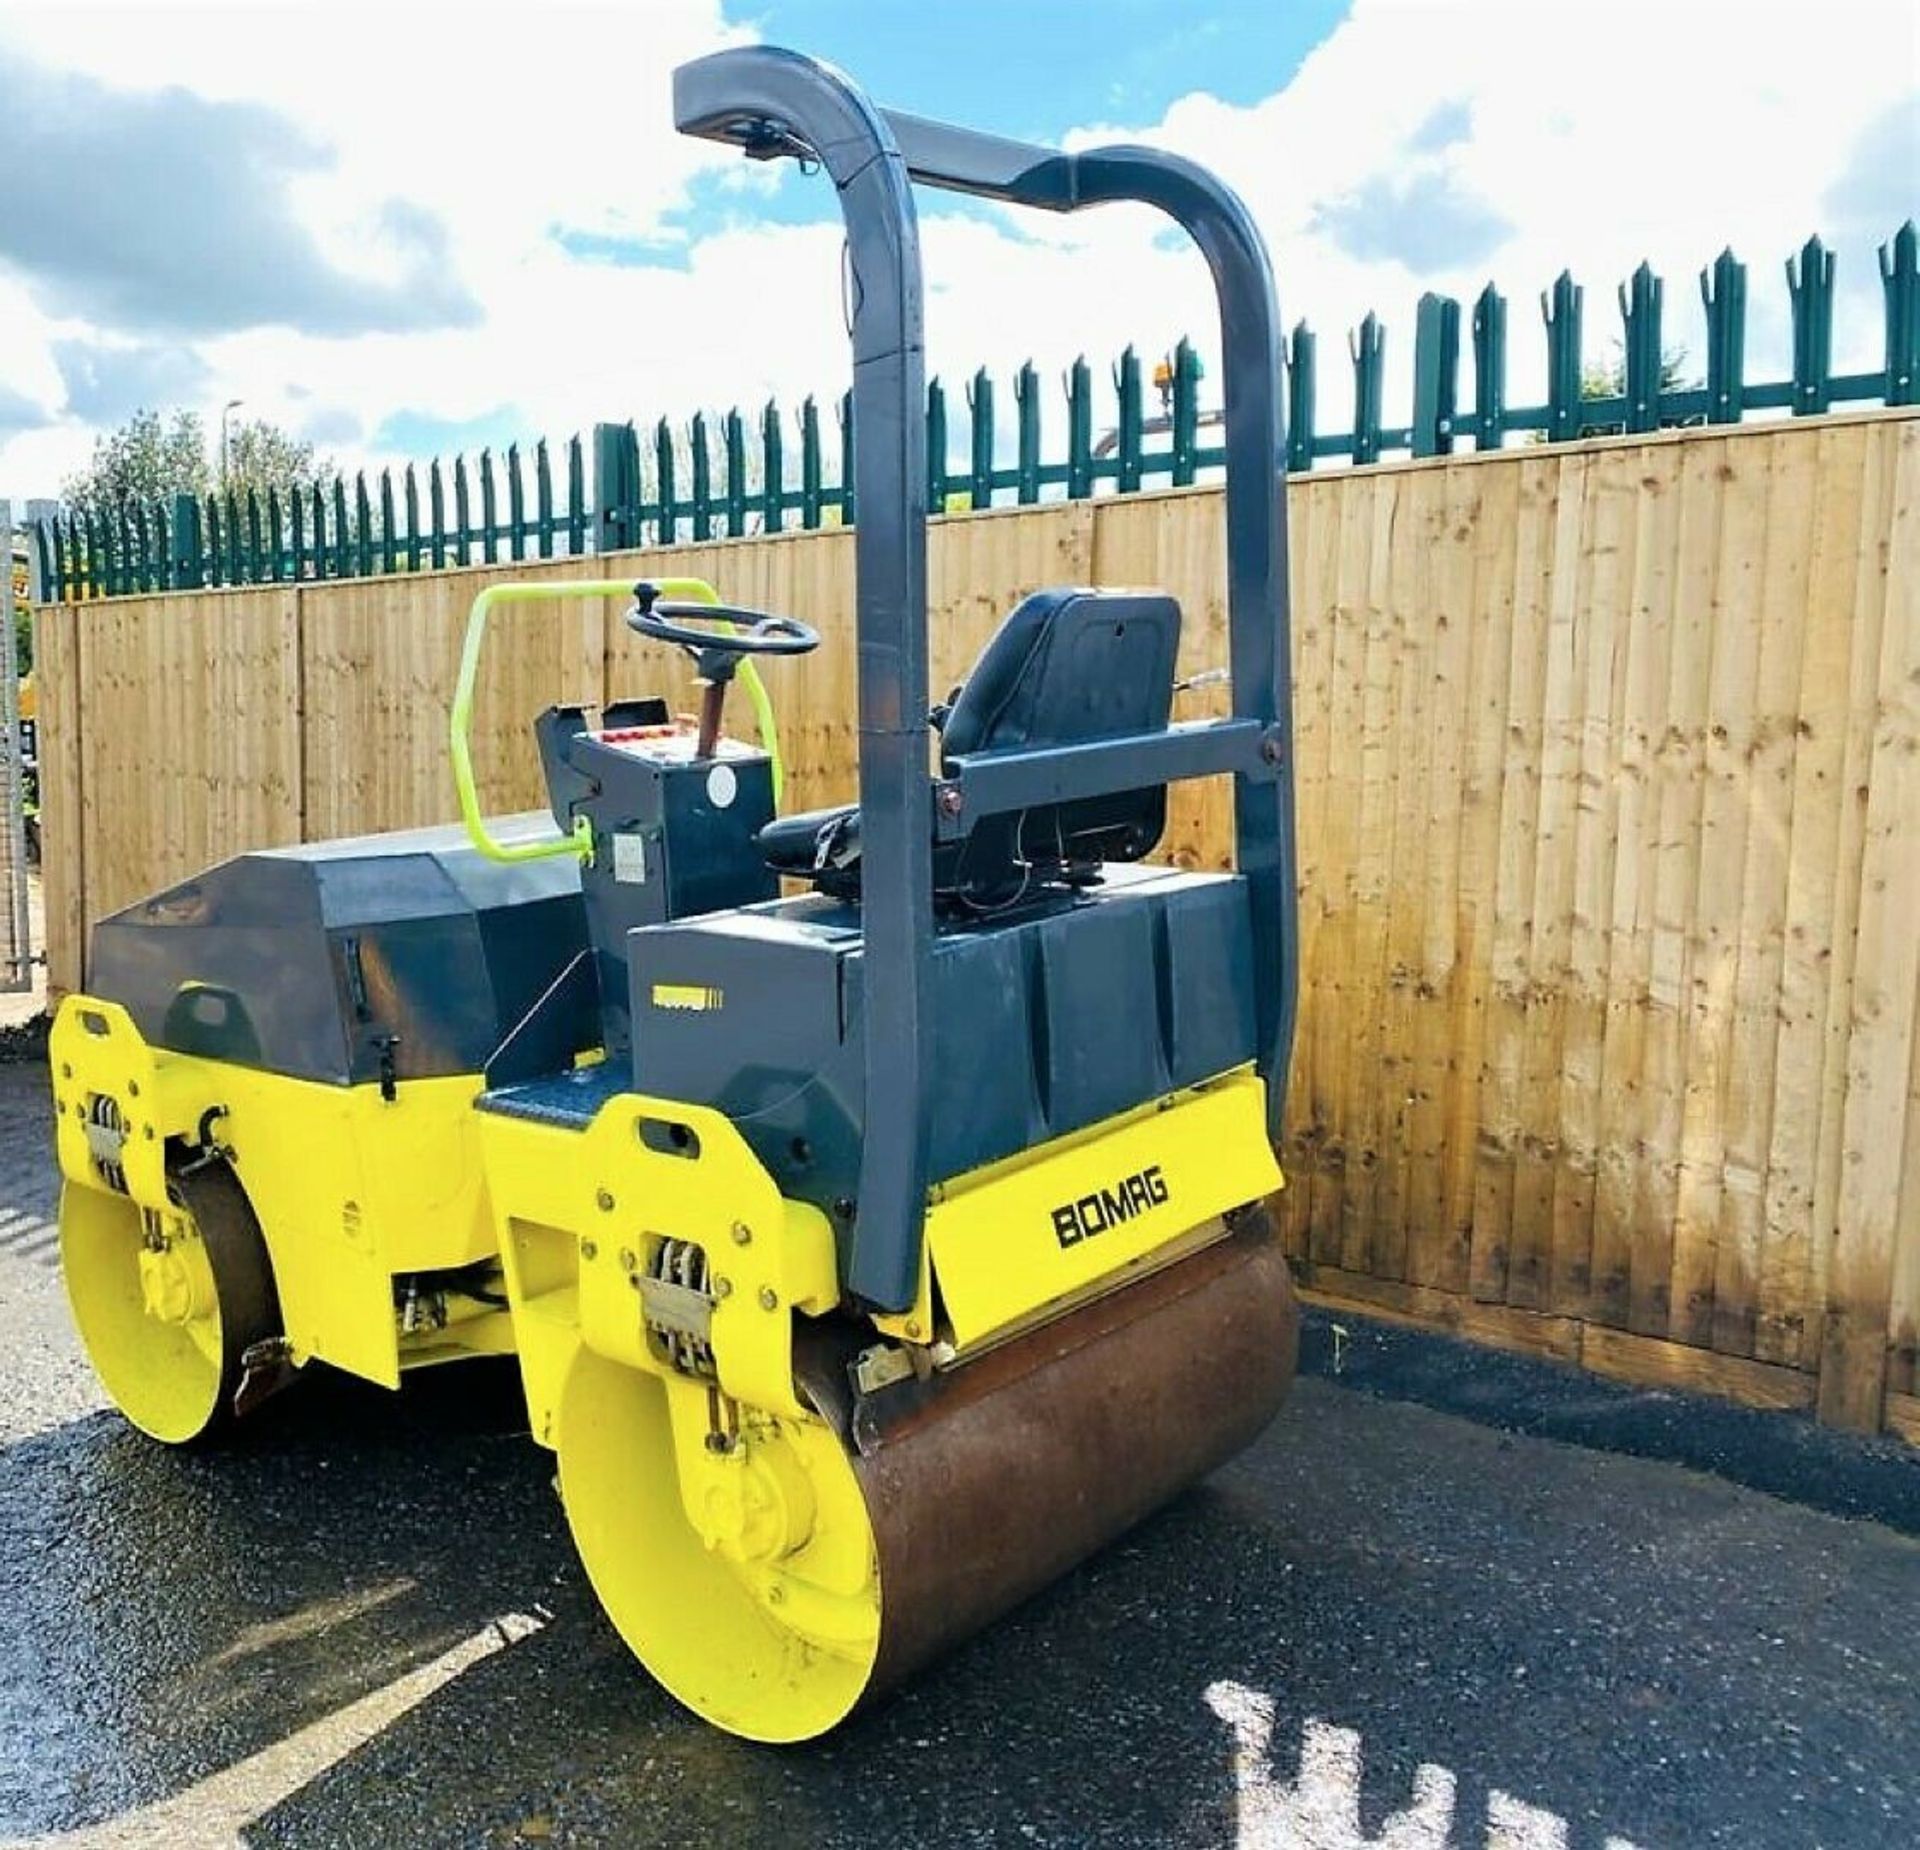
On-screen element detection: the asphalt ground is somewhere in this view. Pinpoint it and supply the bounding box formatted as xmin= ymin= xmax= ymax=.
xmin=1 ymin=1051 xmax=1916 ymax=1849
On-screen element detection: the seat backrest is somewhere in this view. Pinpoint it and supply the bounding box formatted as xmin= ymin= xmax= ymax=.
xmin=940 ymin=588 xmax=1182 ymax=878
xmin=943 ymin=587 xmax=1181 ymax=755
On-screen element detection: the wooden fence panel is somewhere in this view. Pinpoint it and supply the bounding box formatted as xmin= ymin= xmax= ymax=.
xmin=1820 ymin=417 xmax=1919 ymax=1428
xmin=30 ymin=411 xmax=1920 ymax=1435
xmin=302 ymin=562 xmax=608 ymax=842
xmin=55 ymin=587 xmax=301 ymax=991
xmin=1714 ymin=428 xmax=1815 ymax=1359
xmin=1758 ymin=423 xmax=1867 ymax=1369
xmin=1279 ymin=476 xmax=1339 ymax=1259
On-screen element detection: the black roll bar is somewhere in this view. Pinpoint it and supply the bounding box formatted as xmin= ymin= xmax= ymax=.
xmin=674 ymin=47 xmax=1297 ymax=1313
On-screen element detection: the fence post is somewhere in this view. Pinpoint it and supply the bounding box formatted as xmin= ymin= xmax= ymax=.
xmin=1411 ymin=293 xmax=1460 ymax=458
xmin=201 ymin=500 xmax=222 ymax=588
xmin=837 ymin=390 xmax=855 ymax=526
xmin=1114 ymin=346 xmax=1143 ymax=491
xmin=926 ymin=378 xmax=948 ymax=511
xmin=723 ymin=411 xmax=747 ymax=538
xmin=800 ymin=397 xmax=822 ymax=529
xmin=1170 ymin=337 xmax=1200 ymax=484
xmin=1882 ymin=220 xmax=1918 ymax=407
xmin=1788 ymin=235 xmax=1834 ymax=416
xmin=1286 ymin=322 xmax=1316 ymax=472
xmin=566 ymin=436 xmax=586 ymax=556
xmin=760 ymin=402 xmax=784 ymax=534
xmin=227 ymin=490 xmax=247 ymax=584
xmin=331 ymin=479 xmax=350 ymax=577
xmin=169 ymin=493 xmax=203 ymax=590
xmin=1015 ymin=361 xmax=1041 ymax=503
xmin=593 ymin=421 xmax=640 ymax=555
xmin=453 ymin=457 xmax=472 ymax=568
xmin=1620 ymin=261 xmax=1664 ymax=434
xmin=290 ymin=487 xmax=307 ymax=580
xmin=1472 ymin=282 xmax=1507 ymax=449
xmin=350 ymin=476 xmax=371 ymax=577
xmin=30 ymin=520 xmax=52 ymax=604
xmin=683 ymin=414 xmax=709 ymax=541
xmin=1065 ymin=357 xmax=1092 ymax=499
xmin=307 ymin=484 xmax=327 ymax=581
xmin=684 ymin=416 xmax=708 ymax=542
xmin=1542 ymin=270 xmax=1583 ymax=442
xmin=1701 ymin=248 xmax=1747 ymax=425
xmin=115 ymin=503 xmax=134 ymax=595
xmin=507 ymin=446 xmax=527 ymax=561
xmin=653 ymin=420 xmax=676 ymax=547
xmin=534 ymin=442 xmax=555 ymax=560
xmin=1350 ymin=313 xmax=1385 ymax=464
xmin=379 ymin=471 xmax=398 ymax=574
xmin=481 ymin=453 xmax=503 ymax=564
xmin=968 ymin=366 xmax=994 ymax=509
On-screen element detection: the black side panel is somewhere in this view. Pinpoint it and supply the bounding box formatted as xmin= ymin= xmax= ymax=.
xmin=1156 ymin=874 xmax=1256 ymax=1088
xmin=925 ymin=928 xmax=1041 ymax=1179
xmin=1035 ymin=898 xmax=1166 ymax=1131
xmin=625 ymin=865 xmax=1257 ymax=1274
xmin=91 ymin=856 xmax=353 ymax=1082
xmin=89 ymin=816 xmax=594 ymax=1085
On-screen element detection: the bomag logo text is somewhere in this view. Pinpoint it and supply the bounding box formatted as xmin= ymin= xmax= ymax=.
xmin=1050 ymin=1164 xmax=1170 ymax=1247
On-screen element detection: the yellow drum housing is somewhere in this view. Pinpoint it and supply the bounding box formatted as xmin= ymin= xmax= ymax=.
xmin=54 ymin=987 xmax=1297 ymax=1741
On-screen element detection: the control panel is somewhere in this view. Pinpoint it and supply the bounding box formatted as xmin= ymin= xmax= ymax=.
xmin=533 ymin=700 xmax=779 ymax=1056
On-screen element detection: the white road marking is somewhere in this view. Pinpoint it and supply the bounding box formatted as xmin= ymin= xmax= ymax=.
xmin=205 ymin=1577 xmax=417 ymax=1671
xmin=1206 ymin=1680 xmax=1645 ymax=1850
xmin=0 ymin=1207 xmax=59 ymax=1268
xmin=7 ymin=1610 xmax=546 ymax=1849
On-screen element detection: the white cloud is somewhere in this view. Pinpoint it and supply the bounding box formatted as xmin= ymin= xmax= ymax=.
xmin=1 ymin=0 xmax=1913 ymax=501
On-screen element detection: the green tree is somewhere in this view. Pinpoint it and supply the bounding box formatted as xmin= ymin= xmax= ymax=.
xmin=61 ymin=408 xmax=209 ymax=514
xmin=223 ymin=418 xmax=318 ymax=500
xmin=62 ymin=408 xmax=327 ymax=517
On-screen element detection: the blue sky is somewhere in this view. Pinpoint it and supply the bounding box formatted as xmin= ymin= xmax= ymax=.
xmin=734 ymin=0 xmax=1351 ymax=136
xmin=556 ymin=0 xmax=1351 ymax=261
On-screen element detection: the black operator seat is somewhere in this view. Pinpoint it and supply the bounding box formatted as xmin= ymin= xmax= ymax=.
xmin=758 ymin=587 xmax=1182 ymax=905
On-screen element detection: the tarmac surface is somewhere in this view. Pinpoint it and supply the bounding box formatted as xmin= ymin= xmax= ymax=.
xmin=1 ymin=1051 xmax=1917 ymax=1849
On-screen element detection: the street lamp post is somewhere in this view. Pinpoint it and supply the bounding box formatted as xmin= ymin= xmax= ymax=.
xmin=219 ymin=399 xmax=244 ymax=492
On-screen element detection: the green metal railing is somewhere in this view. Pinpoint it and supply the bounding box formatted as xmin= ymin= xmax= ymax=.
xmin=35 ymin=221 xmax=1918 ymax=603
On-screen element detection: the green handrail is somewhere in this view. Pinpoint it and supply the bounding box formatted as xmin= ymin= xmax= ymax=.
xmin=450 ymin=576 xmax=787 ymax=866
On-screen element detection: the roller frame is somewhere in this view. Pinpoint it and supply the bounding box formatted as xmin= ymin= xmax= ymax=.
xmin=52 ymin=42 xmax=1304 ymax=1747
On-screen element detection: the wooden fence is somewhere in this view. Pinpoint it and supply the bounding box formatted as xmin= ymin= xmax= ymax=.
xmin=34 ymin=410 xmax=1919 ymax=1439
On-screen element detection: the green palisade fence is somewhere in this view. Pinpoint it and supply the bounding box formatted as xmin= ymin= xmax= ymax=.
xmin=35 ymin=221 xmax=1920 ymax=601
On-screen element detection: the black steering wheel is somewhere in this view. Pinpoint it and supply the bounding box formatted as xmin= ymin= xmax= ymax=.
xmin=625 ymin=581 xmax=819 ymax=679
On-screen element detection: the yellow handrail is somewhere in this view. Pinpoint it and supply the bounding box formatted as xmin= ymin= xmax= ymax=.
xmin=449 ymin=577 xmax=787 ymax=866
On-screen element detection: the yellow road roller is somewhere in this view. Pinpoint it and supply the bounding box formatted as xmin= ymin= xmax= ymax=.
xmin=51 ymin=45 xmax=1302 ymax=1742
